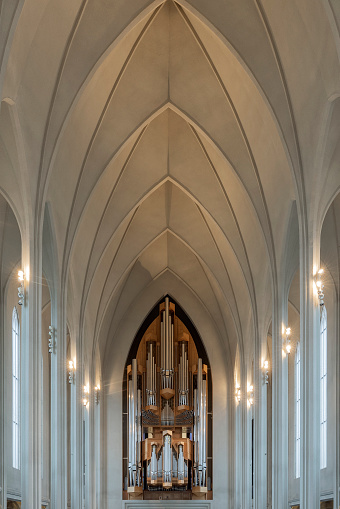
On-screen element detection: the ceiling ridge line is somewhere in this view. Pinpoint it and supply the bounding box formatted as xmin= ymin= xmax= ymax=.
xmin=173 ymin=0 xmax=297 ymax=192
xmin=174 ymin=3 xmax=278 ymax=287
xmin=194 ymin=252 xmax=234 ymax=365
xmin=61 ymin=6 xmax=164 ymax=288
xmin=37 ymin=0 xmax=89 ymax=220
xmin=40 ymin=1 xmax=165 ymax=218
xmin=195 ymin=203 xmax=244 ymax=343
xmin=83 ymin=206 xmax=139 ymax=349
xmin=77 ymin=127 xmax=148 ymax=328
xmin=101 ymin=265 xmax=230 ymax=372
xmin=91 ymin=224 xmax=244 ymax=357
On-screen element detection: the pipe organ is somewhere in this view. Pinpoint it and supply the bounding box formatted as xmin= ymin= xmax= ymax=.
xmin=125 ymin=298 xmax=211 ymax=500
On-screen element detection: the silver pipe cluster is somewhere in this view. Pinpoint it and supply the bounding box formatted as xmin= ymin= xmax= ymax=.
xmin=151 ymin=444 xmax=157 ymax=482
xmin=193 ymin=358 xmax=207 ymax=487
xmin=178 ymin=342 xmax=189 ymax=406
xmin=163 ymin=433 xmax=172 ymax=484
xmin=161 ymin=297 xmax=174 ymax=389
xmin=178 ymin=444 xmax=184 ymax=481
xmin=128 ymin=359 xmax=142 ymax=487
xmin=146 ymin=343 xmax=157 ymax=406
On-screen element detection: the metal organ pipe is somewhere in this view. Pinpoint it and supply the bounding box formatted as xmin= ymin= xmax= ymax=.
xmin=128 ymin=359 xmax=142 ymax=487
xmin=193 ymin=358 xmax=207 ymax=488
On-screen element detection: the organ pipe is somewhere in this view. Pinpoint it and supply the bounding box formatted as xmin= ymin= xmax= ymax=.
xmin=128 ymin=359 xmax=142 ymax=487
xmin=125 ymin=299 xmax=210 ymax=498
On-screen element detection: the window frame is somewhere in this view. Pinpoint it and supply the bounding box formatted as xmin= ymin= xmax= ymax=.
xmin=12 ymin=306 xmax=20 ymax=470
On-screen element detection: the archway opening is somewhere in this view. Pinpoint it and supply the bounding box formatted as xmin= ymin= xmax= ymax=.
xmin=122 ymin=295 xmax=212 ymax=501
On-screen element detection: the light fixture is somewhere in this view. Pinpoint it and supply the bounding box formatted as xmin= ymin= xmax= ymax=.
xmin=247 ymin=385 xmax=254 ymax=406
xmin=315 ymin=268 xmax=324 ymax=306
xmin=68 ymin=360 xmax=75 ymax=384
xmin=263 ymin=360 xmax=269 ymax=385
xmin=48 ymin=325 xmax=54 ymax=354
xmin=235 ymin=385 xmax=241 ymax=403
xmin=285 ymin=327 xmax=291 ymax=354
xmin=83 ymin=385 xmax=89 ymax=407
xmin=94 ymin=385 xmax=100 ymax=405
xmin=18 ymin=270 xmax=25 ymax=306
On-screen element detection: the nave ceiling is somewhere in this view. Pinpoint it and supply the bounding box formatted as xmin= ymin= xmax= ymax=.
xmin=0 ymin=0 xmax=340 ymax=372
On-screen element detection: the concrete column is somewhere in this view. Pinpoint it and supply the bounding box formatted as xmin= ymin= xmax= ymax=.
xmin=88 ymin=367 xmax=101 ymax=509
xmin=300 ymin=237 xmax=320 ymax=509
xmin=0 ymin=277 xmax=5 ymax=509
xmin=71 ymin=338 xmax=83 ymax=509
xmin=21 ymin=239 xmax=42 ymax=508
xmin=254 ymin=329 xmax=268 ymax=509
xmin=271 ymin=293 xmax=287 ymax=509
xmin=50 ymin=290 xmax=67 ymax=508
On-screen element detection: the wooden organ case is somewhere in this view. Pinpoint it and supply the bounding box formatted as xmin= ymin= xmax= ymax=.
xmin=123 ymin=297 xmax=212 ymax=501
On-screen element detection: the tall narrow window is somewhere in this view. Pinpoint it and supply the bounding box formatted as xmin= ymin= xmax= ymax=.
xmin=295 ymin=342 xmax=301 ymax=478
xmin=320 ymin=306 xmax=327 ymax=469
xmin=12 ymin=307 xmax=20 ymax=470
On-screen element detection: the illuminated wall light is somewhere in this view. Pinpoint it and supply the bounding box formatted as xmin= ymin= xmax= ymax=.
xmin=247 ymin=385 xmax=254 ymax=406
xmin=83 ymin=385 xmax=89 ymax=407
xmin=48 ymin=325 xmax=54 ymax=354
xmin=18 ymin=270 xmax=25 ymax=306
xmin=94 ymin=385 xmax=100 ymax=405
xmin=263 ymin=360 xmax=269 ymax=385
xmin=235 ymin=385 xmax=241 ymax=403
xmin=68 ymin=360 xmax=75 ymax=384
xmin=285 ymin=327 xmax=292 ymax=354
xmin=314 ymin=268 xmax=325 ymax=306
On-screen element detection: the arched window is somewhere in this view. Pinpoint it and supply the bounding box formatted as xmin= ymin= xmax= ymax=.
xmin=320 ymin=306 xmax=327 ymax=469
xmin=12 ymin=307 xmax=20 ymax=470
xmin=295 ymin=342 xmax=301 ymax=478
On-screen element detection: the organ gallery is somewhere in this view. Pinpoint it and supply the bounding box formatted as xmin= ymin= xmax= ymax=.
xmin=123 ymin=297 xmax=212 ymax=500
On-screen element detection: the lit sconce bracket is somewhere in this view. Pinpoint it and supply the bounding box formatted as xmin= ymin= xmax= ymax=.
xmin=285 ymin=327 xmax=292 ymax=354
xmin=263 ymin=360 xmax=269 ymax=385
xmin=315 ymin=268 xmax=324 ymax=307
xmin=235 ymin=386 xmax=241 ymax=404
xmin=68 ymin=360 xmax=75 ymax=384
xmin=247 ymin=385 xmax=254 ymax=406
xmin=48 ymin=325 xmax=54 ymax=354
xmin=18 ymin=270 xmax=25 ymax=306
xmin=83 ymin=385 xmax=89 ymax=407
xmin=94 ymin=385 xmax=100 ymax=405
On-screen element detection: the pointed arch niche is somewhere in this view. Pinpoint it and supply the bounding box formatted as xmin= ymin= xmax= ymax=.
xmin=122 ymin=295 xmax=212 ymax=501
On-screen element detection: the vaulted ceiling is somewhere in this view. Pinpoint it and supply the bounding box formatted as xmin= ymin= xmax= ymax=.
xmin=0 ymin=0 xmax=339 ymax=371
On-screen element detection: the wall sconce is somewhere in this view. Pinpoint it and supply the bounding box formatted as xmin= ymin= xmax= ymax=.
xmin=235 ymin=385 xmax=241 ymax=403
xmin=263 ymin=360 xmax=269 ymax=385
xmin=18 ymin=270 xmax=25 ymax=306
xmin=315 ymin=268 xmax=324 ymax=306
xmin=285 ymin=327 xmax=291 ymax=354
xmin=68 ymin=360 xmax=75 ymax=384
xmin=247 ymin=385 xmax=254 ymax=406
xmin=94 ymin=385 xmax=100 ymax=405
xmin=83 ymin=385 xmax=89 ymax=407
xmin=48 ymin=325 xmax=54 ymax=354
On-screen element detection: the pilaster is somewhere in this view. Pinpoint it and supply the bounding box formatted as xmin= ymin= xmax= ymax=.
xmin=271 ymin=293 xmax=286 ymax=509
xmin=21 ymin=237 xmax=42 ymax=508
xmin=300 ymin=234 xmax=320 ymax=509
xmin=50 ymin=289 xmax=68 ymax=508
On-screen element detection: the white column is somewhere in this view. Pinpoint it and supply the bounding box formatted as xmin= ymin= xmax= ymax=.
xmin=254 ymin=327 xmax=268 ymax=509
xmin=300 ymin=237 xmax=320 ymax=509
xmin=50 ymin=288 xmax=68 ymax=509
xmin=21 ymin=239 xmax=42 ymax=509
xmin=71 ymin=339 xmax=82 ymax=509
